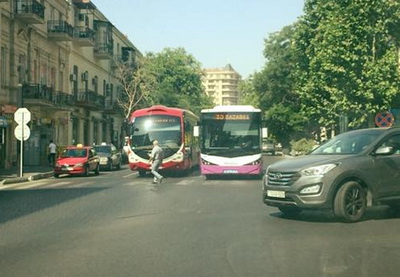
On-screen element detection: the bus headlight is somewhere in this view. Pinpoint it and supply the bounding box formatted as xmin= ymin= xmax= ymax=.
xmin=201 ymin=159 xmax=216 ymax=165
xmin=246 ymin=159 xmax=261 ymax=165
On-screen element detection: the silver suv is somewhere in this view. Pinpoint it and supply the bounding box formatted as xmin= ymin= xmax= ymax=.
xmin=262 ymin=127 xmax=400 ymax=222
xmin=94 ymin=143 xmax=122 ymax=171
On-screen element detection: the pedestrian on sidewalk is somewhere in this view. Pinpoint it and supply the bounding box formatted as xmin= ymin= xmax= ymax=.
xmin=148 ymin=140 xmax=164 ymax=184
xmin=48 ymin=140 xmax=57 ymax=167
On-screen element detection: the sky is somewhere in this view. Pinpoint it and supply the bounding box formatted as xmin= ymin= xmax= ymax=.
xmin=92 ymin=0 xmax=305 ymax=78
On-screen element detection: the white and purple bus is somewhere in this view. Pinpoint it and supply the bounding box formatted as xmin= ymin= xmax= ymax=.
xmin=196 ymin=105 xmax=267 ymax=179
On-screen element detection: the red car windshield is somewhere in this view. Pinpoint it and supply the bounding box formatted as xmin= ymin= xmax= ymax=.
xmin=61 ymin=148 xmax=87 ymax=158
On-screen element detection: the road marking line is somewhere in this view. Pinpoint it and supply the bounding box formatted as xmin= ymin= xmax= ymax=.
xmin=175 ymin=179 xmax=194 ymax=186
xmin=14 ymin=182 xmax=48 ymax=190
xmin=123 ymin=172 xmax=138 ymax=178
xmin=43 ymin=181 xmax=72 ymax=188
xmin=67 ymin=181 xmax=93 ymax=188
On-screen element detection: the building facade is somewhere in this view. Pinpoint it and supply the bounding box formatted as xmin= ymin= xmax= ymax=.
xmin=203 ymin=64 xmax=241 ymax=106
xmin=0 ymin=0 xmax=141 ymax=168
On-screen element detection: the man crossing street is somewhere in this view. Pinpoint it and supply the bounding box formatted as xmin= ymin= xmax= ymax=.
xmin=148 ymin=140 xmax=164 ymax=184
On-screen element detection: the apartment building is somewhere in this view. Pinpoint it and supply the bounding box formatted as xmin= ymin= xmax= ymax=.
xmin=203 ymin=64 xmax=241 ymax=106
xmin=0 ymin=0 xmax=141 ymax=168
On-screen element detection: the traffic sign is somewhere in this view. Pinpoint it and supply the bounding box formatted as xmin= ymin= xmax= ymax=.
xmin=375 ymin=111 xmax=394 ymax=127
xmin=14 ymin=108 xmax=31 ymax=125
xmin=14 ymin=124 xmax=31 ymax=141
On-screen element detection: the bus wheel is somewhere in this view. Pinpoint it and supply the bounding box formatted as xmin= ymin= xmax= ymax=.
xmin=138 ymin=171 xmax=146 ymax=177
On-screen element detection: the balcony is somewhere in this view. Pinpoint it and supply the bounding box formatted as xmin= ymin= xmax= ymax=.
xmin=74 ymin=26 xmax=95 ymax=46
xmin=15 ymin=0 xmax=45 ymax=24
xmin=54 ymin=91 xmax=74 ymax=109
xmin=22 ymin=84 xmax=54 ymax=106
xmin=47 ymin=20 xmax=74 ymax=41
xmin=74 ymin=90 xmax=105 ymax=110
xmin=104 ymin=98 xmax=122 ymax=114
xmin=94 ymin=43 xmax=113 ymax=59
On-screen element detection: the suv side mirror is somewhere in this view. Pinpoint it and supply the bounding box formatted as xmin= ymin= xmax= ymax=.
xmin=193 ymin=126 xmax=199 ymax=137
xmin=373 ymin=146 xmax=396 ymax=156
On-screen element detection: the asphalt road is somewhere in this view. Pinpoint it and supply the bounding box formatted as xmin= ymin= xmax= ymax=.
xmin=1 ymin=155 xmax=400 ymax=277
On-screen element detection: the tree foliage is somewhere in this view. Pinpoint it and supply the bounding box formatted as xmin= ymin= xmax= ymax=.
xmin=250 ymin=25 xmax=313 ymax=146
xmin=116 ymin=47 xmax=213 ymax=120
xmin=116 ymin=58 xmax=157 ymax=119
xmin=294 ymin=0 xmax=400 ymax=129
xmin=144 ymin=48 xmax=213 ymax=115
xmin=238 ymin=77 xmax=260 ymax=107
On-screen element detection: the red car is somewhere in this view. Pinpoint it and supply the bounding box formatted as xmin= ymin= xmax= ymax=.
xmin=54 ymin=145 xmax=100 ymax=178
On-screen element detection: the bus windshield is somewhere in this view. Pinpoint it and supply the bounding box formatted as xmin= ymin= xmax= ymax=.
xmin=129 ymin=115 xmax=182 ymax=149
xmin=201 ymin=112 xmax=261 ymax=157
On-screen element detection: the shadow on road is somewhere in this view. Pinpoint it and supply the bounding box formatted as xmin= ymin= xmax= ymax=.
xmin=268 ymin=206 xmax=400 ymax=223
xmin=0 ymin=187 xmax=108 ymax=224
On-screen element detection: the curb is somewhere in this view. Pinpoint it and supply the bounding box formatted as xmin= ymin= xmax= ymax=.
xmin=1 ymin=172 xmax=54 ymax=185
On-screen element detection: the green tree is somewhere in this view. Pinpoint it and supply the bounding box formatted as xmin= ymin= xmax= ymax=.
xmin=253 ymin=24 xmax=314 ymax=146
xmin=144 ymin=48 xmax=213 ymax=115
xmin=116 ymin=57 xmax=157 ymax=120
xmin=238 ymin=77 xmax=260 ymax=107
xmin=294 ymin=0 xmax=400 ymax=129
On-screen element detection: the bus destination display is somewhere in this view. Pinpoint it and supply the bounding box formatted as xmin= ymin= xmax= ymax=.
xmin=212 ymin=114 xmax=250 ymax=120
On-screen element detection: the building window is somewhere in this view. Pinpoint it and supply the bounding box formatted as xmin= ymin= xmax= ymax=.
xmin=59 ymin=71 xmax=64 ymax=92
xmin=18 ymin=54 xmax=26 ymax=84
xmin=50 ymin=67 xmax=56 ymax=89
xmin=1 ymin=47 xmax=7 ymax=86
xmin=93 ymin=76 xmax=98 ymax=93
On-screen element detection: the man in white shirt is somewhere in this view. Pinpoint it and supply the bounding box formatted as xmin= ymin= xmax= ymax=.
xmin=148 ymin=140 xmax=164 ymax=184
xmin=48 ymin=140 xmax=57 ymax=166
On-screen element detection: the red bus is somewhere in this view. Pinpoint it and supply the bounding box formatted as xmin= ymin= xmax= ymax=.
xmin=124 ymin=105 xmax=200 ymax=176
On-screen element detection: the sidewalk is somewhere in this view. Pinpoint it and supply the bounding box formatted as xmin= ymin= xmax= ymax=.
xmin=0 ymin=165 xmax=54 ymax=185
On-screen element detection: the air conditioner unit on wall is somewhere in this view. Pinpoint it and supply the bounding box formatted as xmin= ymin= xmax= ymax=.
xmin=81 ymin=71 xmax=88 ymax=81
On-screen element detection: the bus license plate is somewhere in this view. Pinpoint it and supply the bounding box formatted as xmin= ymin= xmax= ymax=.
xmin=267 ymin=190 xmax=285 ymax=198
xmin=223 ymin=169 xmax=238 ymax=174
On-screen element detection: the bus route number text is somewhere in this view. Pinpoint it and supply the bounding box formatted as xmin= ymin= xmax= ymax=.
xmin=213 ymin=114 xmax=250 ymax=120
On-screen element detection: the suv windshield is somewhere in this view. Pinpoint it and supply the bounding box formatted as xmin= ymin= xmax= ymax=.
xmin=311 ymin=129 xmax=385 ymax=155
xmin=94 ymin=146 xmax=111 ymax=154
xmin=61 ymin=148 xmax=87 ymax=158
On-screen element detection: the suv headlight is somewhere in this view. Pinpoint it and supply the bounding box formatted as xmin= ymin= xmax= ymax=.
xmin=301 ymin=164 xmax=338 ymax=176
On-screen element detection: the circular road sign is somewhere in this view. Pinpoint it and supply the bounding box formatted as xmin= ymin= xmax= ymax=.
xmin=14 ymin=108 xmax=31 ymax=125
xmin=375 ymin=111 xmax=394 ymax=127
xmin=14 ymin=125 xmax=31 ymax=141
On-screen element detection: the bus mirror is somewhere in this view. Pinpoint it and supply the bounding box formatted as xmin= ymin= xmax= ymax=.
xmin=194 ymin=126 xmax=199 ymax=137
xmin=262 ymin=128 xmax=268 ymax=138
xmin=124 ymin=136 xmax=130 ymax=146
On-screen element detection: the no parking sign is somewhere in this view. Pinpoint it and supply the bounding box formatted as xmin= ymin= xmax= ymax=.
xmin=375 ymin=111 xmax=394 ymax=127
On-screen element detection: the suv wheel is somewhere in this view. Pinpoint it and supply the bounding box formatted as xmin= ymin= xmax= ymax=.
xmin=94 ymin=164 xmax=100 ymax=175
xmin=83 ymin=166 xmax=89 ymax=177
xmin=334 ymin=181 xmax=366 ymax=222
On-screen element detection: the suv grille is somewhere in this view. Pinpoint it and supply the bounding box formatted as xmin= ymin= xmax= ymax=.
xmin=267 ymin=171 xmax=298 ymax=186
